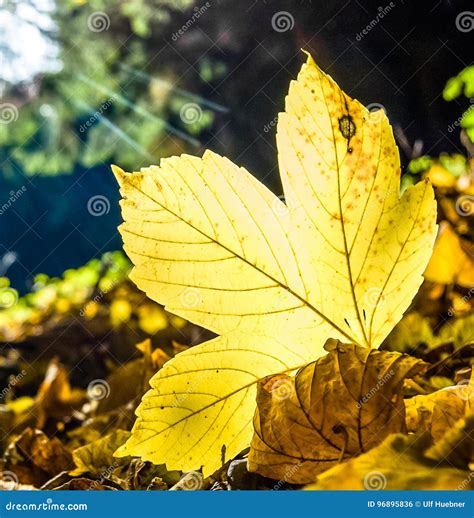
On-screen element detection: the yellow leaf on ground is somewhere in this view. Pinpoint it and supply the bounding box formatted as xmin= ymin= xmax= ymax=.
xmin=71 ymin=430 xmax=131 ymax=476
xmin=2 ymin=428 xmax=73 ymax=488
xmin=35 ymin=358 xmax=85 ymax=429
xmin=247 ymin=340 xmax=425 ymax=483
xmin=304 ymin=432 xmax=472 ymax=490
xmin=424 ymin=221 xmax=474 ymax=287
xmin=438 ymin=313 xmax=474 ymax=348
xmin=405 ymin=374 xmax=472 ymax=442
xmin=113 ymin=53 xmax=437 ymax=475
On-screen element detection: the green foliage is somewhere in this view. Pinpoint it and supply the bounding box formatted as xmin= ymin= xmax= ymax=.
xmin=0 ymin=251 xmax=130 ymax=336
xmin=443 ymin=66 xmax=474 ymax=143
xmin=1 ymin=0 xmax=214 ymax=177
xmin=443 ymin=66 xmax=474 ymax=101
xmin=408 ymin=155 xmax=433 ymax=175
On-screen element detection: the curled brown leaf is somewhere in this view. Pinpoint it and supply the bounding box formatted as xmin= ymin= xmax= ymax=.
xmin=248 ymin=340 xmax=426 ymax=483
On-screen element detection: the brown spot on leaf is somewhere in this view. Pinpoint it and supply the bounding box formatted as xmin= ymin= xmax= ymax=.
xmin=338 ymin=115 xmax=356 ymax=141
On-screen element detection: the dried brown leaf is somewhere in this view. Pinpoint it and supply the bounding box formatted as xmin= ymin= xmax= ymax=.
xmin=248 ymin=340 xmax=425 ymax=483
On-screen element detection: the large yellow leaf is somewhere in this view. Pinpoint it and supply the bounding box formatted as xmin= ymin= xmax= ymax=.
xmin=113 ymin=53 xmax=437 ymax=475
xmin=277 ymin=53 xmax=436 ymax=346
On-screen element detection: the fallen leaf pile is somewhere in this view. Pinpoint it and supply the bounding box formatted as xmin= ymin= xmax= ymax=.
xmin=305 ymin=417 xmax=473 ymax=490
